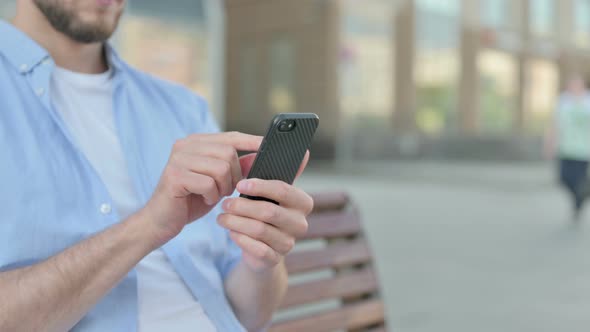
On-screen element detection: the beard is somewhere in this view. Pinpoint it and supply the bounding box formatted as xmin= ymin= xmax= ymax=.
xmin=33 ymin=0 xmax=122 ymax=43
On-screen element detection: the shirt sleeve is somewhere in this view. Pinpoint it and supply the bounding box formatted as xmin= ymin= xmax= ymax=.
xmin=191 ymin=93 xmax=221 ymax=134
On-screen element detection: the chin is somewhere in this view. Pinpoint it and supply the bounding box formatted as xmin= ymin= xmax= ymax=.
xmin=79 ymin=13 xmax=121 ymax=35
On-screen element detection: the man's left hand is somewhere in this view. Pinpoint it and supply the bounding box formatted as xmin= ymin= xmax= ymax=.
xmin=217 ymin=176 xmax=313 ymax=272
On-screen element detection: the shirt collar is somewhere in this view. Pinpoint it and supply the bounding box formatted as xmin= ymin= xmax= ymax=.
xmin=104 ymin=43 xmax=125 ymax=74
xmin=0 ymin=20 xmax=49 ymax=73
xmin=0 ymin=20 xmax=125 ymax=75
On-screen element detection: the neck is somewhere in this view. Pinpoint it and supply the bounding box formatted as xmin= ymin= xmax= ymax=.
xmin=11 ymin=3 xmax=108 ymax=74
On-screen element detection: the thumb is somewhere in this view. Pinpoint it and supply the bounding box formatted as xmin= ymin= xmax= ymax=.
xmin=294 ymin=150 xmax=310 ymax=180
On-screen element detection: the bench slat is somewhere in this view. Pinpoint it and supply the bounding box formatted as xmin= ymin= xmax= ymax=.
xmin=270 ymin=299 xmax=385 ymax=332
xmin=285 ymin=239 xmax=372 ymax=274
xmin=280 ymin=268 xmax=378 ymax=309
xmin=310 ymin=192 xmax=350 ymax=213
xmin=302 ymin=209 xmax=361 ymax=240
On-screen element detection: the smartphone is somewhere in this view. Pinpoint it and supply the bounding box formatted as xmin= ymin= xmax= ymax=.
xmin=240 ymin=113 xmax=319 ymax=204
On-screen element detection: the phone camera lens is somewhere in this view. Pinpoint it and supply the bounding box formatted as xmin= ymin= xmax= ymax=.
xmin=279 ymin=120 xmax=295 ymax=132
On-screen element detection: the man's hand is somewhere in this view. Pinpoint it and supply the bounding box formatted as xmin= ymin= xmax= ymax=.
xmin=217 ymin=155 xmax=313 ymax=272
xmin=141 ymin=132 xmax=262 ymax=244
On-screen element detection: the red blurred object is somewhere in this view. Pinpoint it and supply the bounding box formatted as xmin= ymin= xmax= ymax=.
xmin=481 ymin=27 xmax=497 ymax=47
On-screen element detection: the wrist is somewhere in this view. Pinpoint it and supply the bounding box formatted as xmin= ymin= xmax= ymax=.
xmin=242 ymin=256 xmax=287 ymax=276
xmin=126 ymin=207 xmax=176 ymax=250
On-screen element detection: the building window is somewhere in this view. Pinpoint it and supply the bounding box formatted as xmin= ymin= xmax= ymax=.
xmin=268 ymin=38 xmax=296 ymax=114
xmin=481 ymin=0 xmax=508 ymax=28
xmin=530 ymin=0 xmax=555 ymax=38
xmin=477 ymin=50 xmax=518 ymax=134
xmin=524 ymin=59 xmax=559 ymax=133
xmin=239 ymin=45 xmax=258 ymax=119
xmin=574 ymin=0 xmax=590 ymax=48
xmin=339 ymin=0 xmax=395 ymax=127
xmin=115 ymin=0 xmax=212 ymax=108
xmin=415 ymin=0 xmax=460 ymax=135
xmin=480 ymin=0 xmax=522 ymax=31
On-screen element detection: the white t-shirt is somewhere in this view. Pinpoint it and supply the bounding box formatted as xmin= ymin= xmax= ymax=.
xmin=50 ymin=66 xmax=216 ymax=332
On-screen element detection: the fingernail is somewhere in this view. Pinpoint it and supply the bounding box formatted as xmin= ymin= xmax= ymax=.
xmin=237 ymin=180 xmax=251 ymax=192
xmin=222 ymin=199 xmax=232 ymax=210
xmin=204 ymin=197 xmax=214 ymax=205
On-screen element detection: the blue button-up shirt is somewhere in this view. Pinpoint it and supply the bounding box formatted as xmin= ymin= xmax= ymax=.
xmin=0 ymin=21 xmax=245 ymax=331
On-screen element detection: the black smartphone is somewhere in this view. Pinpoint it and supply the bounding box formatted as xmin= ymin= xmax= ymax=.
xmin=240 ymin=113 xmax=319 ymax=204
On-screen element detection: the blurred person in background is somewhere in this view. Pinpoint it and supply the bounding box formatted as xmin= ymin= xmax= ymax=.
xmin=545 ymin=75 xmax=590 ymax=220
xmin=0 ymin=1 xmax=313 ymax=331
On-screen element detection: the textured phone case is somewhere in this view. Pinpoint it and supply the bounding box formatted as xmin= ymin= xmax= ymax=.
xmin=241 ymin=113 xmax=319 ymax=204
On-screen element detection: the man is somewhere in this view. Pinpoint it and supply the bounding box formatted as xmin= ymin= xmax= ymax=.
xmin=545 ymin=75 xmax=590 ymax=220
xmin=0 ymin=1 xmax=313 ymax=331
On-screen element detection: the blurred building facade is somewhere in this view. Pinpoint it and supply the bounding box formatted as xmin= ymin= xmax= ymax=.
xmin=225 ymin=0 xmax=590 ymax=160
xmin=224 ymin=0 xmax=341 ymax=158
xmin=3 ymin=0 xmax=590 ymax=160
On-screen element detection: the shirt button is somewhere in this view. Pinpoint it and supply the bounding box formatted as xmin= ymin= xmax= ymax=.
xmin=19 ymin=64 xmax=28 ymax=73
xmin=100 ymin=203 xmax=112 ymax=215
xmin=35 ymin=88 xmax=45 ymax=97
xmin=41 ymin=58 xmax=51 ymax=65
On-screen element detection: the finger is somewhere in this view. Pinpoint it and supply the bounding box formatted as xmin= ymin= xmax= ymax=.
xmin=238 ymin=153 xmax=257 ymax=178
xmin=218 ymin=213 xmax=295 ymax=255
xmin=180 ymin=143 xmax=242 ymax=189
xmin=229 ymin=230 xmax=282 ymax=265
xmin=236 ymin=179 xmax=314 ymax=214
xmin=174 ymin=167 xmax=220 ymax=205
xmin=295 ymin=150 xmax=310 ymax=180
xmin=189 ymin=132 xmax=263 ymax=152
xmin=222 ymin=197 xmax=308 ymax=237
xmin=172 ymin=153 xmax=233 ymax=197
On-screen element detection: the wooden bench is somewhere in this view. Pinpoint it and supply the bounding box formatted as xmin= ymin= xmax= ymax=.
xmin=269 ymin=192 xmax=387 ymax=332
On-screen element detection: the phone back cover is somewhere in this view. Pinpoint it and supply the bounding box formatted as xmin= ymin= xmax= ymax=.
xmin=247 ymin=115 xmax=319 ymax=185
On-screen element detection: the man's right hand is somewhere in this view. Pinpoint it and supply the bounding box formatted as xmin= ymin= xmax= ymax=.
xmin=141 ymin=132 xmax=262 ymax=244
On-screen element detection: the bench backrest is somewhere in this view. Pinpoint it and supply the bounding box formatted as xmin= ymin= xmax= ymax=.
xmin=269 ymin=192 xmax=387 ymax=332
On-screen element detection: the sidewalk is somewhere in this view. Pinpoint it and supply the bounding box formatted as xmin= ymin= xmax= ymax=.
xmin=298 ymin=161 xmax=590 ymax=332
xmin=307 ymin=160 xmax=555 ymax=191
